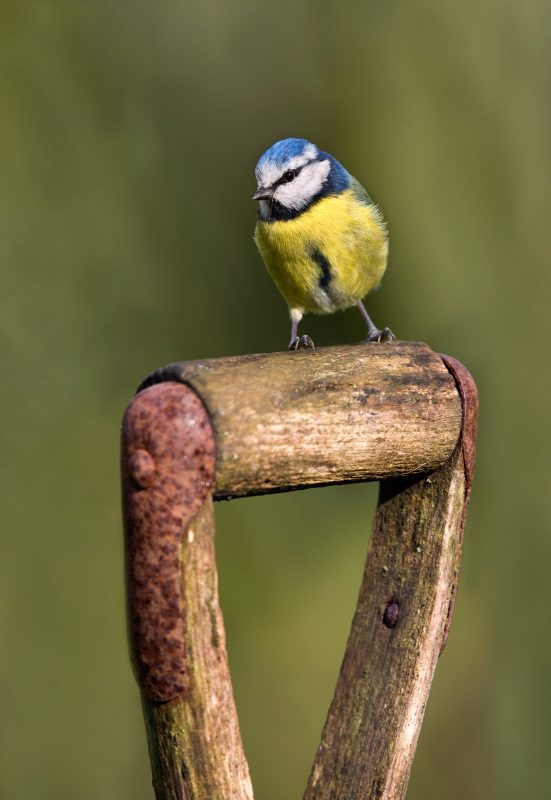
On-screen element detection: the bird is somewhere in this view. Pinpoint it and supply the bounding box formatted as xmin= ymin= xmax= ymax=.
xmin=253 ymin=137 xmax=395 ymax=350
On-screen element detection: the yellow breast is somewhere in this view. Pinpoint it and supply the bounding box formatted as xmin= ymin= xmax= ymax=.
xmin=254 ymin=189 xmax=388 ymax=314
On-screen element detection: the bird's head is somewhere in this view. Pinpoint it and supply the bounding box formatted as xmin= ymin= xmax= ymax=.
xmin=253 ymin=138 xmax=349 ymax=221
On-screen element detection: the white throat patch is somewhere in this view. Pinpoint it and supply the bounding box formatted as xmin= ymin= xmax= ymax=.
xmin=273 ymin=159 xmax=331 ymax=211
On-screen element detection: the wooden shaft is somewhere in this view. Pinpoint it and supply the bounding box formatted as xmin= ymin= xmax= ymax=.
xmin=304 ymin=449 xmax=466 ymax=800
xmin=303 ymin=356 xmax=478 ymax=800
xmin=121 ymin=383 xmax=253 ymax=799
xmin=138 ymin=342 xmax=462 ymax=498
xmin=142 ymin=499 xmax=254 ymax=800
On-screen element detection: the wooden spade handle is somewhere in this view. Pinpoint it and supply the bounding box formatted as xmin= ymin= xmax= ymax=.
xmin=121 ymin=341 xmax=477 ymax=800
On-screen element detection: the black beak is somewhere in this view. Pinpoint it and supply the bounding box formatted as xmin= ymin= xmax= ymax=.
xmin=252 ymin=186 xmax=272 ymax=201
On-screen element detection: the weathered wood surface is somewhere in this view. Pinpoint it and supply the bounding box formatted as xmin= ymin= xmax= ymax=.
xmin=304 ymin=452 xmax=466 ymax=799
xmin=138 ymin=342 xmax=462 ymax=498
xmin=303 ymin=355 xmax=477 ymax=800
xmin=142 ymin=499 xmax=254 ymax=800
xmin=122 ymin=345 xmax=478 ymax=800
xmin=122 ymin=383 xmax=253 ymax=799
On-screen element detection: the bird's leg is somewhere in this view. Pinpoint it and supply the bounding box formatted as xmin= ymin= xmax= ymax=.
xmin=357 ymin=300 xmax=396 ymax=343
xmin=289 ymin=310 xmax=299 ymax=344
xmin=288 ymin=308 xmax=315 ymax=351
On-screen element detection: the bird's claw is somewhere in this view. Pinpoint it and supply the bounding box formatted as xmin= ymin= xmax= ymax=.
xmin=289 ymin=334 xmax=315 ymax=351
xmin=366 ymin=326 xmax=396 ymax=343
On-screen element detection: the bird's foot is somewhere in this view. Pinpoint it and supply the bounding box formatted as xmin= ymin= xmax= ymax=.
xmin=289 ymin=334 xmax=315 ymax=351
xmin=365 ymin=326 xmax=396 ymax=343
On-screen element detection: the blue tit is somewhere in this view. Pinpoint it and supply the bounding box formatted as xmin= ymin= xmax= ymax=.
xmin=253 ymin=137 xmax=395 ymax=350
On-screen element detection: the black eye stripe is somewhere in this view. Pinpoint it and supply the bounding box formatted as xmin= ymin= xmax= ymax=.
xmin=273 ymin=165 xmax=304 ymax=189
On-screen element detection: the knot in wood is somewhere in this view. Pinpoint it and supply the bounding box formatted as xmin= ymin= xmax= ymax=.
xmin=383 ymin=601 xmax=400 ymax=628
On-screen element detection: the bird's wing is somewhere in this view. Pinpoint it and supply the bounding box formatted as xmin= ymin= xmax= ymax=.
xmin=348 ymin=175 xmax=374 ymax=206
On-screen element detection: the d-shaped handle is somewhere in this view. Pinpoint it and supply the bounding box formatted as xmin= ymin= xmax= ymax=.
xmin=121 ymin=342 xmax=477 ymax=800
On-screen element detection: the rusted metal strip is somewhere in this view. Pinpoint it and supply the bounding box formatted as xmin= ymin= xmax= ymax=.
xmin=440 ymin=354 xmax=478 ymax=493
xmin=121 ymin=382 xmax=216 ymax=702
xmin=439 ymin=354 xmax=479 ymax=652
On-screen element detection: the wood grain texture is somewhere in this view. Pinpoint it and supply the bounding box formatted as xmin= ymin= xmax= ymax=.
xmin=138 ymin=342 xmax=462 ymax=498
xmin=122 ymin=383 xmax=252 ymax=797
xmin=122 ymin=347 xmax=478 ymax=800
xmin=303 ymin=452 xmax=466 ymax=800
xmin=142 ymin=498 xmax=254 ymax=800
xmin=302 ymin=358 xmax=478 ymax=800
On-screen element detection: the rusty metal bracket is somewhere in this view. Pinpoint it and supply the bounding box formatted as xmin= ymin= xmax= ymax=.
xmin=121 ymin=383 xmax=216 ymax=701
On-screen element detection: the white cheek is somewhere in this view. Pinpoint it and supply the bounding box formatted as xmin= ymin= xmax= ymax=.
xmin=274 ymin=159 xmax=331 ymax=210
xmin=257 ymin=144 xmax=319 ymax=187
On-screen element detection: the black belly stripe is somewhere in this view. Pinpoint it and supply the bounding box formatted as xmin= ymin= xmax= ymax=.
xmin=310 ymin=246 xmax=332 ymax=292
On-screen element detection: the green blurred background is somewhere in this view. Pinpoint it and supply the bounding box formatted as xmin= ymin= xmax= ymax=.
xmin=1 ymin=1 xmax=549 ymax=798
